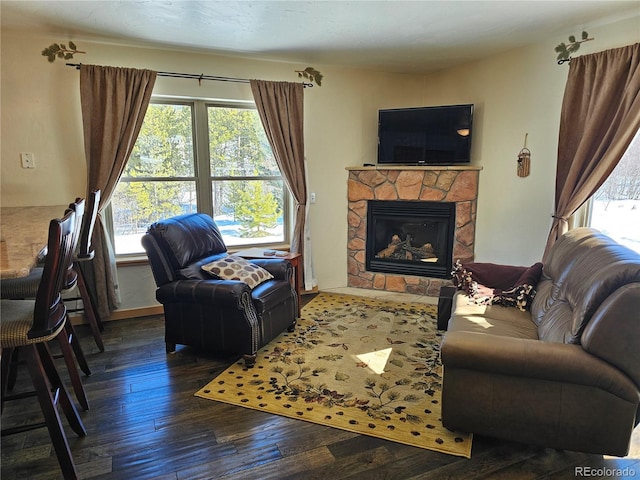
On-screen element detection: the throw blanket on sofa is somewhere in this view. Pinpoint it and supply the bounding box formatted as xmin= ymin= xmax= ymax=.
xmin=451 ymin=260 xmax=543 ymax=311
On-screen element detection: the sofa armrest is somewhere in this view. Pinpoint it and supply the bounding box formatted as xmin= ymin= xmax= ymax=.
xmin=441 ymin=331 xmax=638 ymax=401
xmin=156 ymin=279 xmax=252 ymax=308
xmin=437 ymin=285 xmax=457 ymax=330
xmin=248 ymin=258 xmax=292 ymax=281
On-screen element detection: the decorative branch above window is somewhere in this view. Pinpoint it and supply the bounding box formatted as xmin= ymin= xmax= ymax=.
xmin=41 ymin=42 xmax=85 ymax=63
xmin=555 ymin=32 xmax=594 ymax=64
xmin=295 ymin=67 xmax=323 ymax=86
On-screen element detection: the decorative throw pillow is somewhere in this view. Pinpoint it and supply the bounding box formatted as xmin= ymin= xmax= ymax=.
xmin=451 ymin=260 xmax=543 ymax=312
xmin=513 ymin=262 xmax=543 ymax=288
xmin=201 ymin=255 xmax=273 ymax=289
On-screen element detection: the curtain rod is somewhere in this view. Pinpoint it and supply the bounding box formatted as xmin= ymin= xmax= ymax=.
xmin=66 ymin=63 xmax=313 ymax=87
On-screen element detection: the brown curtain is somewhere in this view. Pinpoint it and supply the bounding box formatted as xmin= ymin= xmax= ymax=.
xmin=250 ymin=80 xmax=315 ymax=287
xmin=80 ymin=65 xmax=157 ymax=318
xmin=250 ymin=80 xmax=306 ymax=253
xmin=544 ymin=43 xmax=640 ymax=258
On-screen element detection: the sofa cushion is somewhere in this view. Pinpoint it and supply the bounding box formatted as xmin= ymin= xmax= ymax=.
xmin=202 ymin=255 xmax=273 ymax=289
xmin=532 ymin=228 xmax=640 ymax=344
xmin=513 ymin=262 xmax=544 ymax=287
xmin=448 ymin=292 xmax=539 ymax=340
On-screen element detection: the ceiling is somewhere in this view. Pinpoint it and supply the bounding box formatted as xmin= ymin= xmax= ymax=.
xmin=1 ymin=1 xmax=639 ymax=72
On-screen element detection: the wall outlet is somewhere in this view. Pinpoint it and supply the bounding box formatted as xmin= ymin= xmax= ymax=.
xmin=20 ymin=152 xmax=35 ymax=169
xmin=310 ymin=192 xmax=316 ymax=204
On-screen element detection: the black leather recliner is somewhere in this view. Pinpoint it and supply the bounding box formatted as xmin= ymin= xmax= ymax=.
xmin=141 ymin=213 xmax=297 ymax=366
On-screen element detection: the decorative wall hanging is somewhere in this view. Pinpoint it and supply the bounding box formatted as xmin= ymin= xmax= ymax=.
xmin=295 ymin=66 xmax=323 ymax=86
xmin=555 ymin=31 xmax=594 ymax=64
xmin=517 ymin=133 xmax=531 ymax=178
xmin=42 ymin=41 xmax=85 ymax=63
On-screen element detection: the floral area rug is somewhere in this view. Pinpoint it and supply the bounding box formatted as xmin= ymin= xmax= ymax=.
xmin=195 ymin=292 xmax=472 ymax=458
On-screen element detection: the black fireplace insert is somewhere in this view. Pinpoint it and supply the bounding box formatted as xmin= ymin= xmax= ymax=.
xmin=365 ymin=200 xmax=455 ymax=279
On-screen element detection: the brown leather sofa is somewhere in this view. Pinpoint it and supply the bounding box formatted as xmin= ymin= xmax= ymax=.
xmin=142 ymin=213 xmax=297 ymax=366
xmin=441 ymin=227 xmax=640 ymax=456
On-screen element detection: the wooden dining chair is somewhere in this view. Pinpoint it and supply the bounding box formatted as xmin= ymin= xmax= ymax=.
xmin=1 ymin=210 xmax=87 ymax=480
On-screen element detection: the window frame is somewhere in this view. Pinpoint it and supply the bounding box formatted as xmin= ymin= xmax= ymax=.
xmin=109 ymin=96 xmax=291 ymax=259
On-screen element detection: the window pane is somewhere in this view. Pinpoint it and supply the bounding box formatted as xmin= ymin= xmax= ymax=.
xmin=111 ymin=100 xmax=290 ymax=257
xmin=208 ymin=107 xmax=280 ymax=177
xmin=124 ymin=103 xmax=195 ymax=178
xmin=212 ymin=179 xmax=285 ymax=246
xmin=112 ymin=180 xmax=197 ymax=254
xmin=590 ymin=132 xmax=640 ymax=254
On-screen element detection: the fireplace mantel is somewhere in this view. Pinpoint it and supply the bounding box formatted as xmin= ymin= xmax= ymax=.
xmin=346 ymin=165 xmax=483 ymax=172
xmin=347 ymin=165 xmax=481 ymax=296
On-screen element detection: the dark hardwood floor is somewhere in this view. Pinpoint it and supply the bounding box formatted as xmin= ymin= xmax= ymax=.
xmin=2 ymin=296 xmax=640 ymax=479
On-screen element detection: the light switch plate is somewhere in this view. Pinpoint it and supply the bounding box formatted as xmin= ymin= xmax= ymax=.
xmin=20 ymin=152 xmax=35 ymax=169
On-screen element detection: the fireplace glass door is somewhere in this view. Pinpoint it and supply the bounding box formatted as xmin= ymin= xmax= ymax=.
xmin=366 ymin=200 xmax=455 ymax=279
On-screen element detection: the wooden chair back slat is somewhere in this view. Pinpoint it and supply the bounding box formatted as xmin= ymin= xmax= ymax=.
xmin=29 ymin=211 xmax=76 ymax=339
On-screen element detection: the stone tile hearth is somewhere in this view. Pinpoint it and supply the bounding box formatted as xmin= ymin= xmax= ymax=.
xmin=347 ymin=166 xmax=481 ymax=296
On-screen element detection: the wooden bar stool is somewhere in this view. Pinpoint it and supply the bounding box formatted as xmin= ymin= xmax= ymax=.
xmin=0 ymin=190 xmax=104 ymax=352
xmin=1 ymin=199 xmax=92 ymax=411
xmin=66 ymin=190 xmax=105 ymax=351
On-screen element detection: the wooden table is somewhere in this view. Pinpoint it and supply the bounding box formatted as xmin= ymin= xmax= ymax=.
xmin=234 ymin=247 xmax=302 ymax=317
xmin=0 ymin=205 xmax=67 ymax=279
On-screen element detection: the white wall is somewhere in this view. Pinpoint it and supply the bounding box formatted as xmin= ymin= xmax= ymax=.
xmin=2 ymin=13 xmax=639 ymax=312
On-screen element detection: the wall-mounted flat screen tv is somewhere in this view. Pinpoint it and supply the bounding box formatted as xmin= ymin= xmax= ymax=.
xmin=377 ymin=104 xmax=473 ymax=165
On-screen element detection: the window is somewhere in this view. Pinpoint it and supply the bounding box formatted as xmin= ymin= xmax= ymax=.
xmin=111 ymin=100 xmax=288 ymax=255
xmin=588 ymin=130 xmax=640 ymax=253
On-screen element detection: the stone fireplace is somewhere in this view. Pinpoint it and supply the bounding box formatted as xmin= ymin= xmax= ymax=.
xmin=347 ymin=166 xmax=481 ymax=296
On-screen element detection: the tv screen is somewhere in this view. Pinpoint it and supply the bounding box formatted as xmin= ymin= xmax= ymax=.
xmin=377 ymin=104 xmax=473 ymax=165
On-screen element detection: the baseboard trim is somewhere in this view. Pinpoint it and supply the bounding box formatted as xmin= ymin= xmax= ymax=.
xmin=69 ymin=305 xmax=163 ymax=325
xmin=109 ymin=305 xmax=164 ymax=320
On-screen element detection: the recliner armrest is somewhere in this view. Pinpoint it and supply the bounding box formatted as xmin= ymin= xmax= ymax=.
xmin=156 ymin=279 xmax=252 ymax=308
xmin=441 ymin=331 xmax=638 ymax=401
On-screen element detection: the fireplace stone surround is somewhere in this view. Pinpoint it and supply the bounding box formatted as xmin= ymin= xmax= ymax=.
xmin=347 ymin=165 xmax=481 ymax=296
